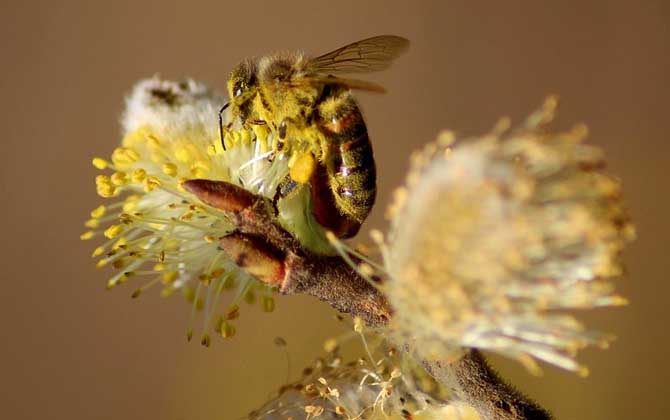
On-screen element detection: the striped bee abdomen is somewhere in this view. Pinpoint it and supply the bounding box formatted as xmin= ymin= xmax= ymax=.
xmin=316 ymin=90 xmax=377 ymax=236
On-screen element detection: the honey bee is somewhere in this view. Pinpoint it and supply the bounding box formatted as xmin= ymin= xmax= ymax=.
xmin=220 ymin=35 xmax=409 ymax=238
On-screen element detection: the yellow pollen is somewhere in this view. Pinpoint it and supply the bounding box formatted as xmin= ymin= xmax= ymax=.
xmin=190 ymin=160 xmax=210 ymax=178
xmin=213 ymin=140 xmax=224 ymax=155
xmin=111 ymin=147 xmax=140 ymax=166
xmin=153 ymin=263 xmax=166 ymax=271
xmin=144 ymin=176 xmax=161 ymax=192
xmin=96 ymin=184 xmax=116 ymax=198
xmin=243 ymin=289 xmax=256 ymax=304
xmin=262 ymin=296 xmax=275 ymax=312
xmin=111 ymin=171 xmax=128 ymax=186
xmin=220 ymin=321 xmax=236 ymax=338
xmin=85 ymin=219 xmax=100 ymax=228
xmin=223 ymin=131 xmax=234 ymax=150
xmin=96 ymin=259 xmax=108 ymax=268
xmin=353 ymin=317 xmax=364 ymax=333
xmin=162 ymin=271 xmax=178 ymax=284
xmin=112 ymin=258 xmax=130 ymax=269
xmin=95 ymin=175 xmax=116 ymax=197
xmin=609 ymin=295 xmax=629 ymax=306
xmin=149 ymin=152 xmax=162 ymax=164
xmin=323 ymin=338 xmax=338 ymax=353
xmin=240 ymin=128 xmax=252 ymax=145
xmin=369 ymin=229 xmax=385 ymax=245
xmin=174 ymin=146 xmax=192 ymax=162
xmin=225 ymin=305 xmax=240 ymax=320
xmin=92 ymin=157 xmax=108 ymax=169
xmin=232 ymin=130 xmax=241 ymax=144
xmin=288 ymin=151 xmax=316 ymax=184
xmin=104 ymin=224 xmax=123 ymax=239
xmin=92 ymin=246 xmax=105 ymax=257
xmin=147 ymin=134 xmax=161 ymax=149
xmin=95 ymin=174 xmax=111 ymax=186
xmin=162 ymin=162 xmax=178 ymax=177
xmin=112 ymin=237 xmax=127 ymax=250
xmin=122 ymin=201 xmax=137 ymax=212
xmin=203 ymin=235 xmax=216 ymax=243
xmin=252 ymin=124 xmax=269 ymax=144
xmin=90 ymin=205 xmax=106 ymax=218
xmin=80 ymin=231 xmax=95 ymax=240
xmin=121 ymin=126 xmax=151 ymax=147
xmin=578 ymin=366 xmax=590 ymax=378
xmin=179 ymin=211 xmax=194 ymax=221
xmin=131 ymin=168 xmax=147 ymax=183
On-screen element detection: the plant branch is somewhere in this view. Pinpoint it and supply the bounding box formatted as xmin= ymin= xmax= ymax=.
xmin=184 ymin=179 xmax=551 ymax=420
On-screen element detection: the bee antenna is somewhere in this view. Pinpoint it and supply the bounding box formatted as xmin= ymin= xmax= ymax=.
xmin=219 ymin=102 xmax=231 ymax=151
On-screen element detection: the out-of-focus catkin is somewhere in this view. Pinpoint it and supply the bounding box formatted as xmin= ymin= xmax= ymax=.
xmin=383 ymin=97 xmax=635 ymax=373
xmin=250 ymin=340 xmax=479 ymax=420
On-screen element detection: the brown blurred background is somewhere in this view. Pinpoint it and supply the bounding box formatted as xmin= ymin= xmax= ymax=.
xmin=1 ymin=1 xmax=667 ymax=419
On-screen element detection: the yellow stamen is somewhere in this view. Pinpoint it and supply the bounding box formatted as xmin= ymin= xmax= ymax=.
xmin=92 ymin=157 xmax=108 ymax=169
xmin=111 ymin=171 xmax=128 ymax=186
xmin=174 ymin=146 xmax=191 ymax=162
xmin=85 ymin=219 xmax=100 ymax=228
xmin=162 ymin=162 xmax=178 ymax=177
xmin=190 ymin=160 xmax=210 ymax=178
xmin=147 ymin=134 xmax=161 ymax=149
xmin=121 ymin=126 xmax=151 ymax=147
xmin=112 ymin=237 xmax=127 ymax=250
xmin=131 ymin=168 xmax=146 ymax=183
xmin=111 ymin=147 xmax=140 ymax=166
xmin=244 ymin=289 xmax=256 ymax=304
xmin=122 ymin=201 xmax=137 ymax=212
xmin=104 ymin=224 xmax=123 ymax=239
xmin=262 ymin=296 xmax=275 ymax=312
xmin=177 ymin=178 xmax=187 ymax=193
xmin=144 ymin=176 xmax=160 ymax=192
xmin=92 ymin=246 xmax=105 ymax=257
xmin=220 ymin=321 xmax=236 ymax=338
xmin=95 ymin=175 xmax=116 ymax=197
xmin=90 ymin=205 xmax=106 ymax=219
xmin=223 ymin=131 xmax=234 ymax=150
xmin=226 ymin=305 xmax=240 ymax=320
xmin=252 ymin=124 xmax=269 ymax=144
xmin=232 ymin=130 xmax=241 ymax=144
xmin=213 ymin=140 xmax=224 ymax=155
xmin=80 ymin=231 xmax=95 ymax=240
xmin=162 ymin=271 xmax=178 ymax=284
xmin=96 ymin=183 xmax=116 ymax=198
xmin=240 ymin=128 xmax=252 ymax=145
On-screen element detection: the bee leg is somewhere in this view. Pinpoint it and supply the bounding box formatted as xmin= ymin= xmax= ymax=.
xmin=271 ymin=176 xmax=299 ymax=216
xmin=218 ymin=102 xmax=230 ymax=151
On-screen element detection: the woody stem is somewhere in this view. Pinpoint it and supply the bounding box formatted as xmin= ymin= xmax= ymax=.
xmin=184 ymin=179 xmax=551 ymax=420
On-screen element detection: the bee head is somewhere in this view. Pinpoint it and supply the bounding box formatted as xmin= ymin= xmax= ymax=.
xmin=227 ymin=59 xmax=258 ymax=121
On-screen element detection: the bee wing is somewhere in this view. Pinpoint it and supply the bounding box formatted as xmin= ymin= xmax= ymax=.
xmin=306 ymin=35 xmax=409 ymax=74
xmin=289 ymin=75 xmax=387 ymax=93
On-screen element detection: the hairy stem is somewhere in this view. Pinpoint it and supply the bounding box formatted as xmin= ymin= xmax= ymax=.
xmin=425 ymin=351 xmax=551 ymax=420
